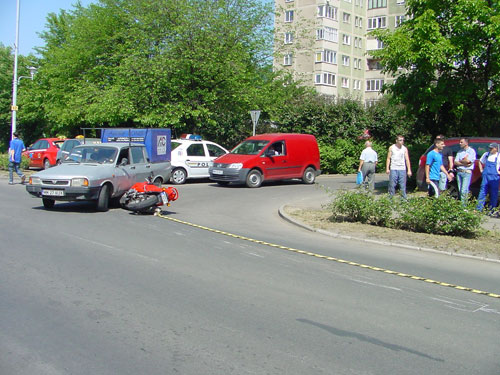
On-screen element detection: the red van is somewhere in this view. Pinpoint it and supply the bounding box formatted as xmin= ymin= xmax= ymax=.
xmin=209 ymin=133 xmax=321 ymax=187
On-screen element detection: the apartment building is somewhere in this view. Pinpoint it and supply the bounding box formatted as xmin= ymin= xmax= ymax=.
xmin=274 ymin=0 xmax=407 ymax=105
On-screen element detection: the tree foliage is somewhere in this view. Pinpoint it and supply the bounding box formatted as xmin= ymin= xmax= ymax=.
xmin=371 ymin=0 xmax=500 ymax=137
xmin=23 ymin=0 xmax=306 ymax=148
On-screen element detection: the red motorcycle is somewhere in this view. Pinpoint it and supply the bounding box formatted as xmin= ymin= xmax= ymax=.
xmin=120 ymin=174 xmax=179 ymax=214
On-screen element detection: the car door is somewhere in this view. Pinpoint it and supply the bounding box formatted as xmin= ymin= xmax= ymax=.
xmin=185 ymin=143 xmax=209 ymax=178
xmin=30 ymin=140 xmax=49 ymax=168
xmin=261 ymin=141 xmax=289 ymax=180
xmin=129 ymin=146 xmax=152 ymax=182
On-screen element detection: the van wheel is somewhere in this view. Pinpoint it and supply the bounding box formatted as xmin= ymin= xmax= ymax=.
xmin=43 ymin=158 xmax=51 ymax=170
xmin=96 ymin=184 xmax=110 ymax=212
xmin=246 ymin=169 xmax=262 ymax=188
xmin=302 ymin=167 xmax=316 ymax=184
xmin=171 ymin=168 xmax=187 ymax=184
xmin=42 ymin=198 xmax=55 ymax=209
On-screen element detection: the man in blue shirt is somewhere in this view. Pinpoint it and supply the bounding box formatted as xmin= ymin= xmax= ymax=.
xmin=8 ymin=132 xmax=26 ymax=185
xmin=425 ymin=138 xmax=451 ymax=197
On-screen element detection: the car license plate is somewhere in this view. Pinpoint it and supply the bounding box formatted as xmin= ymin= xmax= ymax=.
xmin=42 ymin=189 xmax=65 ymax=197
xmin=212 ymin=169 xmax=223 ymax=175
xmin=160 ymin=192 xmax=168 ymax=205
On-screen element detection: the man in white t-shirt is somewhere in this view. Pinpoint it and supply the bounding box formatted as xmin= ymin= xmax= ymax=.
xmin=358 ymin=141 xmax=378 ymax=191
xmin=386 ymin=135 xmax=412 ymax=199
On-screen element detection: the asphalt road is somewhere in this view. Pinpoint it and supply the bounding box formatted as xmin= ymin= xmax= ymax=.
xmin=1 ymin=174 xmax=499 ymax=374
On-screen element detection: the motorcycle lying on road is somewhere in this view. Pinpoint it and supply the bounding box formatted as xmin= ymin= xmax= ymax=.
xmin=120 ymin=174 xmax=179 ymax=214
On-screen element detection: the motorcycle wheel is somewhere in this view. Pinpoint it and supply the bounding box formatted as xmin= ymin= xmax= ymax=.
xmin=123 ymin=195 xmax=159 ymax=212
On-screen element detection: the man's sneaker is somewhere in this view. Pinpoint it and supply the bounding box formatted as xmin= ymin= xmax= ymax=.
xmin=8 ymin=181 xmax=13 ymax=185
xmin=21 ymin=175 xmax=26 ymax=184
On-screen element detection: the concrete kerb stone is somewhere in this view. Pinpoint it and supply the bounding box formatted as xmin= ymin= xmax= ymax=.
xmin=278 ymin=204 xmax=500 ymax=265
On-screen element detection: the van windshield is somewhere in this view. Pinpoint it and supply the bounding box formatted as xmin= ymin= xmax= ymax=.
xmin=231 ymin=140 xmax=269 ymax=155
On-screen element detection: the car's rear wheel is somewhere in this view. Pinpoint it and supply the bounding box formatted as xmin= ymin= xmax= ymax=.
xmin=246 ymin=169 xmax=262 ymax=188
xmin=302 ymin=167 xmax=316 ymax=184
xmin=42 ymin=198 xmax=55 ymax=209
xmin=171 ymin=168 xmax=187 ymax=184
xmin=43 ymin=158 xmax=51 ymax=170
xmin=96 ymin=184 xmax=110 ymax=212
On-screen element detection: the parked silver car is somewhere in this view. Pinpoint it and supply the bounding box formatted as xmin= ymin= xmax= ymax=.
xmin=26 ymin=143 xmax=172 ymax=211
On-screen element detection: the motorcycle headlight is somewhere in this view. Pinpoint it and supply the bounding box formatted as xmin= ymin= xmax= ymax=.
xmin=30 ymin=177 xmax=41 ymax=185
xmin=229 ymin=163 xmax=243 ymax=170
xmin=71 ymin=178 xmax=89 ymax=187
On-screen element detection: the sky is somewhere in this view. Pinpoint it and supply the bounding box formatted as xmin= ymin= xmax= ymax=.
xmin=0 ymin=0 xmax=95 ymax=56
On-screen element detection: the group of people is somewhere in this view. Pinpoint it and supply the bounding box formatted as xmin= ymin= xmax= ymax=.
xmin=358 ymin=135 xmax=500 ymax=212
xmin=358 ymin=135 xmax=412 ymax=198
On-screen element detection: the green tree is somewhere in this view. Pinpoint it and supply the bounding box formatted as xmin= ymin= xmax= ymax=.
xmin=371 ymin=0 xmax=500 ymax=137
xmin=30 ymin=0 xmax=288 ymax=148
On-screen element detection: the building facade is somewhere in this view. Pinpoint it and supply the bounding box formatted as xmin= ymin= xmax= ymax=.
xmin=274 ymin=0 xmax=406 ymax=105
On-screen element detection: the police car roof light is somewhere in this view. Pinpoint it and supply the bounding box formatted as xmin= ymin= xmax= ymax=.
xmin=180 ymin=134 xmax=202 ymax=141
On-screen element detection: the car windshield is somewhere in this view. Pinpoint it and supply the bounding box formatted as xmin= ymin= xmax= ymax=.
xmin=64 ymin=146 xmax=117 ymax=164
xmin=231 ymin=140 xmax=269 ymax=155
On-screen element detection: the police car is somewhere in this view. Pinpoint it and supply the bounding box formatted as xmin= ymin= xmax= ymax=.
xmin=170 ymin=134 xmax=228 ymax=184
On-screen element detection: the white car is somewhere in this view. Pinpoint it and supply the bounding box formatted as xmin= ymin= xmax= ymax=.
xmin=170 ymin=135 xmax=228 ymax=184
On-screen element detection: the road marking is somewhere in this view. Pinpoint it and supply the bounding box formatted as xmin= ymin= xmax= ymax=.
xmin=156 ymin=214 xmax=500 ymax=300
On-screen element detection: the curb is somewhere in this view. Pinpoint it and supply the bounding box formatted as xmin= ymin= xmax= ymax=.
xmin=278 ymin=204 xmax=500 ymax=265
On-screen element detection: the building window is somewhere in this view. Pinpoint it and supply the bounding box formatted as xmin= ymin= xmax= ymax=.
xmin=283 ymin=54 xmax=293 ymax=66
xmin=284 ymin=32 xmax=294 ymax=44
xmin=317 ymin=4 xmax=338 ymax=20
xmin=342 ymin=34 xmax=351 ymax=45
xmin=354 ymin=58 xmax=363 ymax=69
xmin=366 ymin=79 xmax=384 ymax=91
xmin=395 ymin=15 xmax=405 ymax=27
xmin=367 ymin=59 xmax=382 ymax=70
xmin=343 ymin=12 xmax=351 ymax=23
xmin=344 ymin=0 xmax=352 ymax=3
xmin=342 ymin=77 xmax=349 ymax=88
xmin=316 ymin=27 xmax=338 ymax=43
xmin=367 ymin=16 xmax=386 ymax=30
xmin=368 ymin=0 xmax=387 ymax=9
xmin=377 ymin=39 xmax=385 ymax=49
xmin=355 ymin=0 xmax=363 ymax=6
xmin=342 ymin=55 xmax=350 ymax=66
xmin=353 ymin=80 xmax=362 ymax=90
xmin=354 ymin=37 xmax=362 ymax=48
xmin=396 ymin=0 xmax=405 ymax=4
xmin=355 ymin=16 xmax=363 ymax=28
xmin=285 ymin=10 xmax=294 ymax=22
xmin=316 ymin=49 xmax=337 ymax=64
xmin=285 ymin=0 xmax=294 ymax=2
xmin=315 ymin=72 xmax=336 ymax=86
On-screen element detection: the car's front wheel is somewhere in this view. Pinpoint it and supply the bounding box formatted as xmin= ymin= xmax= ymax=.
xmin=246 ymin=169 xmax=262 ymax=188
xmin=42 ymin=198 xmax=55 ymax=209
xmin=171 ymin=168 xmax=187 ymax=184
xmin=96 ymin=184 xmax=110 ymax=212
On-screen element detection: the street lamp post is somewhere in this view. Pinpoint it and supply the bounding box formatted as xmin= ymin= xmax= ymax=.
xmin=10 ymin=0 xmax=37 ymax=141
xmin=10 ymin=0 xmax=21 ymax=141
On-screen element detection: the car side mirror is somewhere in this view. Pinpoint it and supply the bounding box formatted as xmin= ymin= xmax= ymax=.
xmin=119 ymin=158 xmax=128 ymax=166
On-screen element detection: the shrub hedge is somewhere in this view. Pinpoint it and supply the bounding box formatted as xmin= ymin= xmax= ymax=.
xmin=329 ymin=190 xmax=484 ymax=237
xmin=0 ymin=154 xmax=31 ymax=170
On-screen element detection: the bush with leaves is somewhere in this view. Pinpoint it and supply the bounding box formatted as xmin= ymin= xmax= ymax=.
xmin=328 ymin=189 xmax=394 ymax=226
xmin=396 ymin=193 xmax=484 ymax=237
xmin=319 ymin=139 xmax=387 ymax=175
xmin=329 ymin=190 xmax=484 ymax=237
xmin=0 ymin=154 xmax=30 ymax=170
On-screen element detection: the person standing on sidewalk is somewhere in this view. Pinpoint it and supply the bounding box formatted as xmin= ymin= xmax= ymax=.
xmin=386 ymin=135 xmax=412 ymax=198
xmin=425 ymin=138 xmax=451 ymax=197
xmin=476 ymin=143 xmax=500 ymax=212
xmin=8 ymin=132 xmax=26 ymax=185
xmin=358 ymin=141 xmax=378 ymax=191
xmin=435 ymin=135 xmax=455 ymax=191
xmin=454 ymin=138 xmax=476 ymax=204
